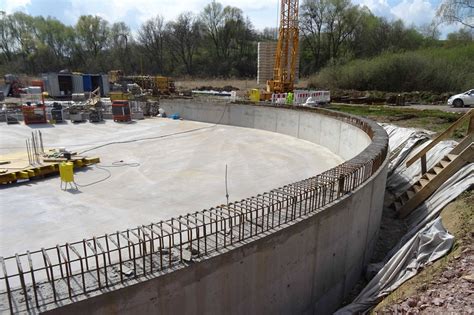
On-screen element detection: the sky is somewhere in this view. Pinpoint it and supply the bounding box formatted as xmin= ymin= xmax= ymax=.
xmin=0 ymin=0 xmax=463 ymax=38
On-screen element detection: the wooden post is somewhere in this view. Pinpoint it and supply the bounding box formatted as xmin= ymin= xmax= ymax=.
xmin=421 ymin=155 xmax=427 ymax=175
xmin=468 ymin=115 xmax=474 ymax=135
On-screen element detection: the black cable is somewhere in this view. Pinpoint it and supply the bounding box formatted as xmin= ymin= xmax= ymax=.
xmin=74 ymin=165 xmax=112 ymax=187
xmin=73 ymin=160 xmax=140 ymax=187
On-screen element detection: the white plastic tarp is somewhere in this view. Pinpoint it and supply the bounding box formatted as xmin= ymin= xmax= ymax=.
xmin=335 ymin=217 xmax=455 ymax=314
xmin=334 ymin=124 xmax=473 ymax=314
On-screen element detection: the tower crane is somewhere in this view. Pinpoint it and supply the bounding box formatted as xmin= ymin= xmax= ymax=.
xmin=267 ymin=0 xmax=299 ymax=94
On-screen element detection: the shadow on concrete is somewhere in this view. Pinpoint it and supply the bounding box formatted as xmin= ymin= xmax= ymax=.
xmin=26 ymin=123 xmax=55 ymax=129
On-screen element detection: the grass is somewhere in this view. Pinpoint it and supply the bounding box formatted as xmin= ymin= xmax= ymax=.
xmin=328 ymin=104 xmax=467 ymax=136
xmin=309 ymin=45 xmax=474 ymax=93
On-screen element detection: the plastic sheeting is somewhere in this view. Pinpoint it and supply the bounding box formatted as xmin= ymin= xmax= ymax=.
xmin=335 ymin=124 xmax=473 ymax=315
xmin=335 ymin=218 xmax=454 ymax=314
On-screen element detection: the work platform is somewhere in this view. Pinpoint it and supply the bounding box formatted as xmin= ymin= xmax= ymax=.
xmin=0 ymin=156 xmax=100 ymax=185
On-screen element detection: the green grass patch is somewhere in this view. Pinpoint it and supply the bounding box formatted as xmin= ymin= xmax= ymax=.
xmin=310 ymin=45 xmax=474 ymax=93
xmin=328 ymin=104 xmax=467 ymax=137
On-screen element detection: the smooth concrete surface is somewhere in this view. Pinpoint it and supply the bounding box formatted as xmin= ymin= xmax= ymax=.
xmin=0 ymin=119 xmax=343 ymax=257
xmin=42 ymin=102 xmax=388 ymax=315
xmin=46 ymin=155 xmax=389 ymax=315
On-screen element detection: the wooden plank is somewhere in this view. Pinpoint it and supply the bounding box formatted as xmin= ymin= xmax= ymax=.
xmin=406 ymin=109 xmax=473 ymax=167
xmin=450 ymin=134 xmax=473 ymax=155
xmin=398 ymin=146 xmax=473 ymax=218
xmin=84 ymin=157 xmax=100 ymax=164
xmin=0 ymin=173 xmax=17 ymax=184
xmin=17 ymin=171 xmax=31 ymax=179
xmin=0 ymin=155 xmax=100 ymax=185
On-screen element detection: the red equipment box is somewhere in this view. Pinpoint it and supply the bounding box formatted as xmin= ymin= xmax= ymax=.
xmin=21 ymin=105 xmax=47 ymax=125
xmin=112 ymin=100 xmax=132 ymax=122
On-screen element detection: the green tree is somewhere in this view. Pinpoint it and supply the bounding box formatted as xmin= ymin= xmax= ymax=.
xmin=75 ymin=15 xmax=109 ymax=70
xmin=0 ymin=11 xmax=15 ymax=62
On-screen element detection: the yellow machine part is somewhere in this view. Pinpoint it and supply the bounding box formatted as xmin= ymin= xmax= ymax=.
xmin=110 ymin=92 xmax=130 ymax=101
xmin=249 ymin=89 xmax=260 ymax=102
xmin=59 ymin=162 xmax=74 ymax=183
xmin=155 ymin=76 xmax=169 ymax=90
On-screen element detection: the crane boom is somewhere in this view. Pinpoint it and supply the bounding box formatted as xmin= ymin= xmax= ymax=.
xmin=267 ymin=0 xmax=299 ymax=94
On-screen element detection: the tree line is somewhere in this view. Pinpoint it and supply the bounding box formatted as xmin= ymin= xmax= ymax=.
xmin=0 ymin=0 xmax=471 ymax=78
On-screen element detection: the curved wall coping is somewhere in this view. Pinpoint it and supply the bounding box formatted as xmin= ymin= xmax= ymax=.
xmin=0 ymin=102 xmax=389 ymax=314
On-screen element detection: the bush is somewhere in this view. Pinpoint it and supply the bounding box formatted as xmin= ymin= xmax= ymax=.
xmin=308 ymin=45 xmax=474 ymax=93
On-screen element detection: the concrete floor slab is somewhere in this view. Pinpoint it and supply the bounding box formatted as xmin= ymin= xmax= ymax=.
xmin=0 ymin=118 xmax=343 ymax=257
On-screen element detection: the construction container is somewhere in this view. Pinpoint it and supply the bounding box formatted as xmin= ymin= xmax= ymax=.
xmin=83 ymin=75 xmax=92 ymax=92
xmin=91 ymin=75 xmax=101 ymax=94
xmin=101 ymin=74 xmax=110 ymax=96
xmin=42 ymin=73 xmax=60 ymax=97
xmin=112 ymin=100 xmax=131 ymax=122
xmin=72 ymin=74 xmax=84 ymax=93
xmin=58 ymin=74 xmax=73 ymax=97
xmin=22 ymin=105 xmax=47 ymax=124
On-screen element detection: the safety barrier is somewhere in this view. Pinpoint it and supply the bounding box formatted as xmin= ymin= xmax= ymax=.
xmin=271 ymin=92 xmax=288 ymax=104
xmin=293 ymin=90 xmax=331 ymax=104
xmin=271 ymin=90 xmax=331 ymax=105
xmin=0 ymin=106 xmax=388 ymax=313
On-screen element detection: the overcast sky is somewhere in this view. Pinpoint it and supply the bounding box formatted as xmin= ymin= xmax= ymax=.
xmin=0 ymin=0 xmax=462 ymax=38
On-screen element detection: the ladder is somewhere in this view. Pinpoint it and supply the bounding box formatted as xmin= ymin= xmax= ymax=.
xmin=392 ymin=109 xmax=474 ymax=218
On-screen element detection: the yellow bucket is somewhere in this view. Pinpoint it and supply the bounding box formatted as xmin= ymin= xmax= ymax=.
xmin=59 ymin=162 xmax=74 ymax=183
xmin=249 ymin=89 xmax=260 ymax=102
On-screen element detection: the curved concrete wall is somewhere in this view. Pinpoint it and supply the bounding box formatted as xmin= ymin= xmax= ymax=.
xmin=46 ymin=101 xmax=388 ymax=315
xmin=160 ymin=100 xmax=372 ymax=161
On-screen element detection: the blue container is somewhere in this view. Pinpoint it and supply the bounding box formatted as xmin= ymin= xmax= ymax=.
xmin=83 ymin=75 xmax=92 ymax=91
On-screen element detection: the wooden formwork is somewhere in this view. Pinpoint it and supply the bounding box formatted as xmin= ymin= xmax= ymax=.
xmin=0 ymin=157 xmax=100 ymax=185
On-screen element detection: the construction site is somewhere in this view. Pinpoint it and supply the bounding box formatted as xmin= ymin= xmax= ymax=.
xmin=1 ymin=1 xmax=473 ymax=315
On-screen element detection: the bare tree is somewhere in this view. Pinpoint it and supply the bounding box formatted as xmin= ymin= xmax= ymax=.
xmin=138 ymin=15 xmax=166 ymax=74
xmin=166 ymin=13 xmax=201 ymax=75
xmin=436 ymin=0 xmax=473 ymax=29
xmin=200 ymin=1 xmax=226 ymax=58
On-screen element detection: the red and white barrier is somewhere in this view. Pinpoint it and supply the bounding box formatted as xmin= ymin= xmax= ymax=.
xmin=271 ymin=90 xmax=330 ymax=105
xmin=294 ymin=90 xmax=331 ymax=105
xmin=271 ymin=92 xmax=288 ymax=104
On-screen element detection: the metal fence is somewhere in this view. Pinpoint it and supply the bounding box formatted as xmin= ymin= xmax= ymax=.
xmin=0 ymin=109 xmax=388 ymax=314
